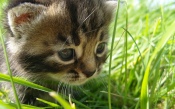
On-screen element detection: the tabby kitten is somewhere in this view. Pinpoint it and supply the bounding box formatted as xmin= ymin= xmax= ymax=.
xmin=0 ymin=0 xmax=117 ymax=106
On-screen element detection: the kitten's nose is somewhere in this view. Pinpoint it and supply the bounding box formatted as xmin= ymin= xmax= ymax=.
xmin=83 ymin=70 xmax=96 ymax=78
xmin=77 ymin=60 xmax=97 ymax=78
xmin=75 ymin=68 xmax=96 ymax=78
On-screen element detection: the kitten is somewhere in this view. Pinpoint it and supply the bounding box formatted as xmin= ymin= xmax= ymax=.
xmin=0 ymin=0 xmax=117 ymax=106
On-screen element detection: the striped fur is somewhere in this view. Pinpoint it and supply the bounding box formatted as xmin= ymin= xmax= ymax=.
xmin=0 ymin=0 xmax=117 ymax=105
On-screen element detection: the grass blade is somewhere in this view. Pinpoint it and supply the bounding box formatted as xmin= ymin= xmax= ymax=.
xmin=0 ymin=30 xmax=22 ymax=109
xmin=108 ymin=0 xmax=121 ymax=109
xmin=0 ymin=73 xmax=52 ymax=92
xmin=49 ymin=92 xmax=75 ymax=109
xmin=140 ymin=20 xmax=175 ymax=109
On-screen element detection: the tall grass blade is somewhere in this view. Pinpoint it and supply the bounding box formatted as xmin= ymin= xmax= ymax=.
xmin=124 ymin=2 xmax=128 ymax=105
xmin=0 ymin=73 xmax=52 ymax=92
xmin=140 ymin=20 xmax=175 ymax=109
xmin=108 ymin=0 xmax=121 ymax=109
xmin=0 ymin=30 xmax=22 ymax=109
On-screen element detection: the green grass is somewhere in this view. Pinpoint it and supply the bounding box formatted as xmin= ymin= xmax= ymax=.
xmin=1 ymin=0 xmax=175 ymax=109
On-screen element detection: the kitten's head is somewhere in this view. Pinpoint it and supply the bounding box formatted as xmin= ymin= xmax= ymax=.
xmin=6 ymin=0 xmax=117 ymax=85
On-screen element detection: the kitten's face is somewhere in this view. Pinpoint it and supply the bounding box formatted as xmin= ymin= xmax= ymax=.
xmin=6 ymin=0 xmax=116 ymax=85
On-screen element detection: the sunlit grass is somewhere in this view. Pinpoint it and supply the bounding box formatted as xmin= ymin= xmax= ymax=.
xmin=1 ymin=0 xmax=175 ymax=109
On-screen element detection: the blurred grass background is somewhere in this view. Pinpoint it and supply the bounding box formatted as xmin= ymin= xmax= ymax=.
xmin=1 ymin=0 xmax=175 ymax=109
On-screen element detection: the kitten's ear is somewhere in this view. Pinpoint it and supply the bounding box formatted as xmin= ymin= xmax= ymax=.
xmin=7 ymin=3 xmax=46 ymax=37
xmin=104 ymin=1 xmax=118 ymax=24
xmin=105 ymin=1 xmax=118 ymax=12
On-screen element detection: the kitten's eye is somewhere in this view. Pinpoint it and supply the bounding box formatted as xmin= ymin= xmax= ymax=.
xmin=58 ymin=49 xmax=74 ymax=61
xmin=96 ymin=42 xmax=106 ymax=54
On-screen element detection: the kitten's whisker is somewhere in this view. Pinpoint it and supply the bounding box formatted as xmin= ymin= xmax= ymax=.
xmin=65 ymin=84 xmax=68 ymax=96
xmin=21 ymin=87 xmax=28 ymax=103
xmin=68 ymin=84 xmax=71 ymax=96
xmin=78 ymin=8 xmax=97 ymax=30
xmin=78 ymin=85 xmax=84 ymax=92
xmin=60 ymin=36 xmax=71 ymax=50
xmin=57 ymin=82 xmax=63 ymax=94
xmin=98 ymin=75 xmax=108 ymax=90
xmin=70 ymin=86 xmax=73 ymax=98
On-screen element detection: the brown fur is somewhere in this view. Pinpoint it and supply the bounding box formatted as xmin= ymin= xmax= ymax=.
xmin=0 ymin=0 xmax=117 ymax=106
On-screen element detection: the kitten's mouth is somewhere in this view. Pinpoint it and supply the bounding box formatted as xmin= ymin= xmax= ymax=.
xmin=60 ymin=69 xmax=97 ymax=85
xmin=48 ymin=69 xmax=97 ymax=85
xmin=65 ymin=70 xmax=88 ymax=85
xmin=68 ymin=70 xmax=80 ymax=79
